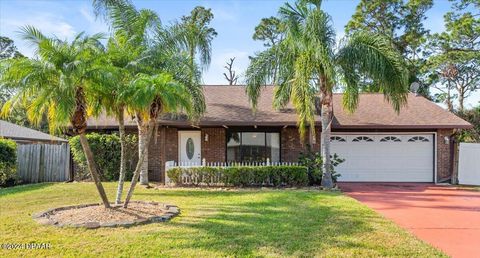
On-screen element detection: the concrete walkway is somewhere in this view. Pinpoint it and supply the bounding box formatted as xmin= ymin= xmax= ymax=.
xmin=340 ymin=183 xmax=480 ymax=258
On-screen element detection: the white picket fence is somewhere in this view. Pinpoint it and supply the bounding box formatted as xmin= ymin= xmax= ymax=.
xmin=165 ymin=158 xmax=299 ymax=185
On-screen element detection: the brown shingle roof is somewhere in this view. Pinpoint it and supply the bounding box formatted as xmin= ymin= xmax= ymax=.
xmin=86 ymin=85 xmax=471 ymax=129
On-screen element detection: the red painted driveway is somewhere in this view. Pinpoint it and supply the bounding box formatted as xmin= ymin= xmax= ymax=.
xmin=340 ymin=183 xmax=480 ymax=258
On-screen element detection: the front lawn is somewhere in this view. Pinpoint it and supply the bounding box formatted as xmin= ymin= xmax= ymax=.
xmin=0 ymin=183 xmax=444 ymax=257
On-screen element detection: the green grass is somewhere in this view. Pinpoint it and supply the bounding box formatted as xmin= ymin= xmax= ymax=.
xmin=0 ymin=183 xmax=444 ymax=257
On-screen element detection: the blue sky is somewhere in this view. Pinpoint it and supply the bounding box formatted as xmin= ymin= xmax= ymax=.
xmin=1 ymin=0 xmax=478 ymax=108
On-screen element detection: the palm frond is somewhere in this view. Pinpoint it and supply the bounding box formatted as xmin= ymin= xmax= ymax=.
xmin=336 ymin=32 xmax=409 ymax=112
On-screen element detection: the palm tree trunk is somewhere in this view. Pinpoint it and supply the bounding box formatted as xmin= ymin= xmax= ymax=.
xmin=320 ymin=90 xmax=334 ymax=189
xmin=115 ymin=108 xmax=127 ymax=204
xmin=79 ymin=133 xmax=111 ymax=208
xmin=136 ymin=115 xmax=149 ymax=185
xmin=123 ymin=117 xmax=156 ymax=208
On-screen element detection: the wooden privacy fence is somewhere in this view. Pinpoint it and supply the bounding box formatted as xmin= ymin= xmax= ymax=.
xmin=17 ymin=143 xmax=71 ymax=183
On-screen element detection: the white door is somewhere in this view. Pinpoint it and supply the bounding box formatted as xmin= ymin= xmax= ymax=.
xmin=178 ymin=131 xmax=201 ymax=165
xmin=331 ymin=134 xmax=434 ymax=182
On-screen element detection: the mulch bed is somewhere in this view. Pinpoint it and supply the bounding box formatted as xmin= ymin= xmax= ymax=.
xmin=33 ymin=201 xmax=179 ymax=229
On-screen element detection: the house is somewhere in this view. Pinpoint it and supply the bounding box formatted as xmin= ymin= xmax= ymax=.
xmin=0 ymin=120 xmax=67 ymax=144
xmin=0 ymin=120 xmax=71 ymax=183
xmin=85 ymin=86 xmax=472 ymax=184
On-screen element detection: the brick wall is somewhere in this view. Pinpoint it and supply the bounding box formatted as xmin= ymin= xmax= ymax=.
xmin=281 ymin=127 xmax=321 ymax=162
xmin=82 ymin=126 xmax=458 ymax=184
xmin=437 ymin=129 xmax=454 ymax=182
xmin=148 ymin=127 xmax=177 ymax=182
xmin=148 ymin=127 xmax=226 ymax=183
xmin=201 ymin=127 xmax=226 ymax=163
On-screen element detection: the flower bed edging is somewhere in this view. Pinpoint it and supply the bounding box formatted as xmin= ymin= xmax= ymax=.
xmin=32 ymin=201 xmax=180 ymax=229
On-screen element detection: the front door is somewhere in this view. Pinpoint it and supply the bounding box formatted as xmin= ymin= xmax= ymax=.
xmin=178 ymin=131 xmax=201 ymax=165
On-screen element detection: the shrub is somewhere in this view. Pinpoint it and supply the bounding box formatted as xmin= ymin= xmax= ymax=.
xmin=0 ymin=138 xmax=17 ymax=186
xmin=298 ymin=146 xmax=345 ymax=185
xmin=167 ymin=165 xmax=308 ymax=187
xmin=69 ymin=133 xmax=138 ymax=181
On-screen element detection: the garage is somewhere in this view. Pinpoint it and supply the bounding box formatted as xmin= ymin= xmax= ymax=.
xmin=330 ymin=134 xmax=435 ymax=182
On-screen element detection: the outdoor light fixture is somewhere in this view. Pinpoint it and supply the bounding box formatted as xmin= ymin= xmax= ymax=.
xmin=444 ymin=136 xmax=449 ymax=144
xmin=205 ymin=133 xmax=209 ymax=142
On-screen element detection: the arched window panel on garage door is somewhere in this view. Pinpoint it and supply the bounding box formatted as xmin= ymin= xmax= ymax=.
xmin=380 ymin=136 xmax=401 ymax=142
xmin=408 ymin=136 xmax=430 ymax=142
xmin=352 ymin=136 xmax=374 ymax=142
xmin=330 ymin=136 xmax=346 ymax=142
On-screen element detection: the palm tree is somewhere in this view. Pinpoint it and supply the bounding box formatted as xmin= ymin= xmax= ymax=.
xmin=168 ymin=6 xmax=217 ymax=117
xmin=94 ymin=0 xmax=206 ymax=191
xmin=93 ymin=0 xmax=160 ymax=188
xmin=89 ymin=33 xmax=146 ymax=204
xmin=0 ymin=27 xmax=112 ymax=207
xmin=122 ymin=73 xmax=192 ymax=207
xmin=245 ymin=0 xmax=408 ymax=188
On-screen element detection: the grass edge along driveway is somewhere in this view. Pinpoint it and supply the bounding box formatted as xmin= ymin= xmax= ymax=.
xmin=0 ymin=183 xmax=445 ymax=257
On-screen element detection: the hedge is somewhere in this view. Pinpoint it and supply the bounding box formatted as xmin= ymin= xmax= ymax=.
xmin=0 ymin=138 xmax=17 ymax=186
xmin=167 ymin=166 xmax=309 ymax=187
xmin=69 ymin=133 xmax=138 ymax=181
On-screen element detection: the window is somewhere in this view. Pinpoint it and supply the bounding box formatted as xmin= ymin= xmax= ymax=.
xmin=227 ymin=131 xmax=280 ymax=163
xmin=380 ymin=136 xmax=401 ymax=142
xmin=408 ymin=136 xmax=429 ymax=142
xmin=330 ymin=136 xmax=346 ymax=142
xmin=352 ymin=136 xmax=374 ymax=142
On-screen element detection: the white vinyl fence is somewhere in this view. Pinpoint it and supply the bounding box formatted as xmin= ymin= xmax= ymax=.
xmin=165 ymin=159 xmax=299 ymax=185
xmin=458 ymin=143 xmax=480 ymax=186
xmin=17 ymin=143 xmax=71 ymax=183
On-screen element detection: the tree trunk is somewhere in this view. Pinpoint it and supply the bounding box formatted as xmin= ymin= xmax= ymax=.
xmin=320 ymin=89 xmax=334 ymax=189
xmin=115 ymin=108 xmax=127 ymax=204
xmin=137 ymin=118 xmax=149 ymax=185
xmin=447 ymin=80 xmax=454 ymax=112
xmin=458 ymin=86 xmax=465 ymax=113
xmin=79 ymin=133 xmax=111 ymax=208
xmin=123 ymin=117 xmax=156 ymax=208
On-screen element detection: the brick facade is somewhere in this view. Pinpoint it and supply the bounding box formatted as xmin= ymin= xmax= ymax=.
xmin=81 ymin=126 xmax=456 ymax=184
xmin=281 ymin=127 xmax=321 ymax=162
xmin=148 ymin=127 xmax=177 ymax=182
xmin=201 ymin=127 xmax=226 ymax=163
xmin=437 ymin=129 xmax=454 ymax=182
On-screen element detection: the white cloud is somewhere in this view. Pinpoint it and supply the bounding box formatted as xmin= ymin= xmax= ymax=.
xmin=1 ymin=13 xmax=76 ymax=57
xmin=79 ymin=5 xmax=108 ymax=34
xmin=3 ymin=13 xmax=76 ymax=40
xmin=212 ymin=7 xmax=237 ymax=22
xmin=80 ymin=6 xmax=95 ymax=24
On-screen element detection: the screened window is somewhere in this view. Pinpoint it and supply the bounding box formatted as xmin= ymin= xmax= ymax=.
xmin=227 ymin=131 xmax=280 ymax=163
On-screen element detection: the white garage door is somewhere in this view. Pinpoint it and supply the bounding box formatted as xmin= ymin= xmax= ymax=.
xmin=331 ymin=134 xmax=434 ymax=182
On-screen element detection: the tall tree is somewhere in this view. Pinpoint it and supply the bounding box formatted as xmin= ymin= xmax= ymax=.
xmin=0 ymin=36 xmax=23 ymax=59
xmin=0 ymin=27 xmax=111 ymax=208
xmin=456 ymin=105 xmax=480 ymax=142
xmin=93 ymin=0 xmax=161 ymax=187
xmin=246 ymin=0 xmax=408 ymax=188
xmin=168 ymin=6 xmax=216 ymax=115
xmin=253 ymin=17 xmax=284 ymax=47
xmin=252 ymin=17 xmax=284 ymax=83
xmin=223 ymin=57 xmax=239 ymax=85
xmin=122 ymin=73 xmax=193 ymax=207
xmin=0 ymin=36 xmax=41 ymax=130
xmin=425 ymin=0 xmax=479 ymax=111
xmin=345 ymin=0 xmax=433 ymax=96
